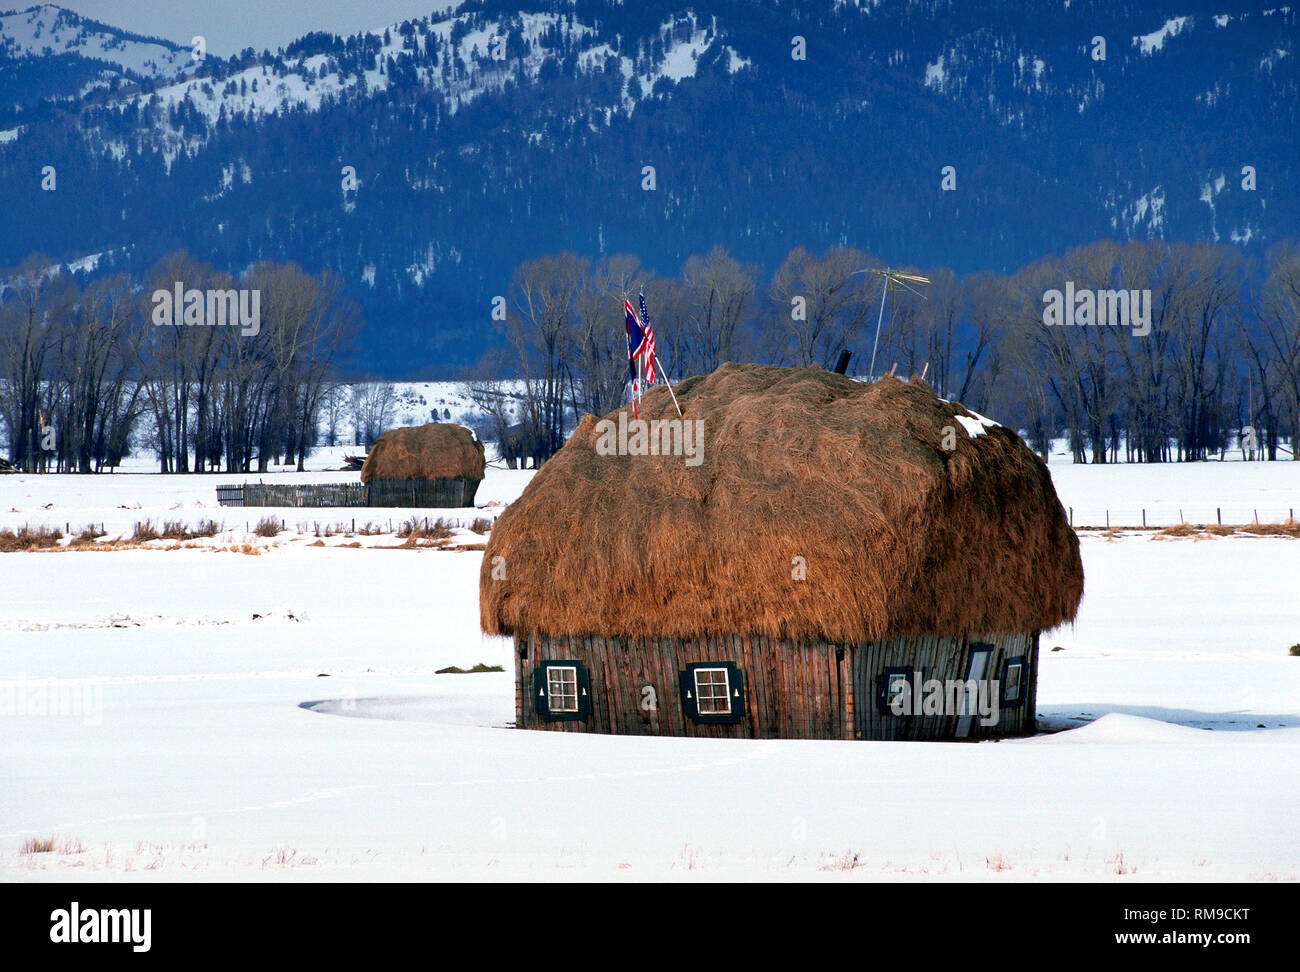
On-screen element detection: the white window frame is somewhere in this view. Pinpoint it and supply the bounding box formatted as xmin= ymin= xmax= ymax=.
xmin=693 ymin=666 xmax=732 ymax=716
xmin=1003 ymin=660 xmax=1023 ymax=703
xmin=546 ymin=665 xmax=579 ymax=714
xmin=886 ymin=671 xmax=910 ymax=711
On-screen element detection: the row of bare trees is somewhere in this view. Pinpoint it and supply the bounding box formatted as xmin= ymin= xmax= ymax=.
xmin=473 ymin=240 xmax=1300 ymax=463
xmin=0 ymin=252 xmax=357 ymax=473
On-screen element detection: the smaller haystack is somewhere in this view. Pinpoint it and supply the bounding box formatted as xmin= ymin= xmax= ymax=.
xmin=361 ymin=423 xmax=485 ymax=507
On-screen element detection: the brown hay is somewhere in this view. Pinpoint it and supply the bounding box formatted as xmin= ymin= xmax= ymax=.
xmin=1238 ymin=519 xmax=1300 ymax=538
xmin=398 ymin=516 xmax=453 ymax=546
xmin=360 ymin=423 xmax=485 ymax=483
xmin=481 ymin=362 xmax=1084 ymax=642
xmin=0 ymin=525 xmax=63 ymax=551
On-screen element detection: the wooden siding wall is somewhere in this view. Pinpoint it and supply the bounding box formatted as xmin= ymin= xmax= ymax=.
xmin=516 ymin=633 xmax=851 ymax=739
xmin=516 ymin=631 xmax=1040 ymax=740
xmin=849 ymin=631 xmax=1039 ymax=740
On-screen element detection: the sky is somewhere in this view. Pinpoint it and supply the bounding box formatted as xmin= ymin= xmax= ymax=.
xmin=53 ymin=1 xmax=464 ymax=56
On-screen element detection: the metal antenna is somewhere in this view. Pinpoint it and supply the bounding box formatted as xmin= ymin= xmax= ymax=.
xmin=853 ymin=268 xmax=931 ymax=379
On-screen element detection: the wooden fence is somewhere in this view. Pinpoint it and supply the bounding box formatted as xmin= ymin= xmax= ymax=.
xmin=217 ymin=477 xmax=479 ymax=509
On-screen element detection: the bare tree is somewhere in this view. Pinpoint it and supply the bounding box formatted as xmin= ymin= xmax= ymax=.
xmin=768 ymin=245 xmax=875 ymax=369
xmin=680 ymin=246 xmax=755 ymax=373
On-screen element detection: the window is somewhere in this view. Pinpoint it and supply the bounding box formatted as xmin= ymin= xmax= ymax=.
xmin=694 ymin=667 xmax=732 ymax=715
xmin=956 ymin=643 xmax=993 ymax=737
xmin=877 ymin=666 xmax=913 ymax=716
xmin=547 ymin=666 xmax=579 ymax=713
xmin=679 ymin=662 xmax=746 ymax=724
xmin=1001 ymin=656 xmax=1027 ymax=706
xmin=531 ymin=660 xmax=591 ymax=722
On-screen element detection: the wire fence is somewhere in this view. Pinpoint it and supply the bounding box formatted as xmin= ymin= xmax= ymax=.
xmin=1067 ymin=506 xmax=1299 ymax=528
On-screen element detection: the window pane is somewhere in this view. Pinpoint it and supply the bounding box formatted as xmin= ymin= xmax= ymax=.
xmin=1005 ymin=663 xmax=1021 ymax=700
xmin=547 ymin=667 xmax=579 ymax=713
xmin=694 ymin=668 xmax=731 ymax=715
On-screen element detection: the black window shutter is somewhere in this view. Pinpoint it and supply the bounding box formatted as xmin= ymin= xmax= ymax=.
xmin=678 ymin=668 xmax=698 ymax=721
xmin=576 ymin=665 xmax=592 ymax=719
xmin=728 ymin=665 xmax=747 ymax=720
xmin=532 ymin=667 xmax=550 ymax=719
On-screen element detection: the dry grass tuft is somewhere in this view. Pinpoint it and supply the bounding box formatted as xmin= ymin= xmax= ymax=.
xmin=0 ymin=525 xmax=64 ymax=551
xmin=819 ymin=850 xmax=864 ymax=872
xmin=21 ymin=835 xmax=82 ymax=855
xmin=1238 ymin=519 xmax=1300 ymax=538
xmin=72 ymin=525 xmax=107 ymax=545
xmin=21 ymin=836 xmax=57 ymax=854
xmin=131 ymin=519 xmax=161 ymax=542
xmin=253 ymin=516 xmax=282 ymax=538
xmin=398 ymin=516 xmax=453 ymax=546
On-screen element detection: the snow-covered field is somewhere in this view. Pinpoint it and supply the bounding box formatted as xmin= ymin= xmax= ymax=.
xmin=1 ymin=459 xmax=1298 ymax=881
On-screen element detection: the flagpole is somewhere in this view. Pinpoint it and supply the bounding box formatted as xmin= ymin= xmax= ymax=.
xmin=653 ymin=352 xmax=683 ymax=417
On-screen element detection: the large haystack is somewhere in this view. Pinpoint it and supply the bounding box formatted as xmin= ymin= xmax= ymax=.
xmin=361 ymin=423 xmax=485 ymax=483
xmin=481 ymin=363 xmax=1082 ymax=643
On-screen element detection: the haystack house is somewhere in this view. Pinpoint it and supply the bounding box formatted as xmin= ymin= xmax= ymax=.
xmin=480 ymin=363 xmax=1083 ymax=740
xmin=361 ymin=423 xmax=485 ymax=507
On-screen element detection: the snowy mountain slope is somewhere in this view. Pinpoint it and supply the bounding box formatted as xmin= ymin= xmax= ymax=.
xmin=83 ymin=8 xmax=747 ymax=157
xmin=0 ymin=4 xmax=192 ymax=79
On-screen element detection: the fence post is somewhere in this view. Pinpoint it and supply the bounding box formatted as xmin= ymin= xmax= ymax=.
xmin=1106 ymin=510 xmax=1109 ymax=529
xmin=1217 ymin=508 xmax=1221 ymax=525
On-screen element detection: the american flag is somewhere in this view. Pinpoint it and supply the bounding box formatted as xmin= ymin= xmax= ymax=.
xmin=638 ymin=291 xmax=657 ymax=385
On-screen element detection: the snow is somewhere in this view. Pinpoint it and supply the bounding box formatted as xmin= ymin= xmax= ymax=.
xmin=923 ymin=54 xmax=946 ymax=92
xmin=954 ymin=408 xmax=999 ymax=439
xmin=1115 ymin=186 xmax=1167 ymax=236
xmin=0 ymin=4 xmax=192 ymax=80
xmin=1259 ymin=47 xmax=1291 ymax=72
xmin=1 ymin=454 xmax=1298 ymax=880
xmin=1133 ymin=16 xmax=1192 ymax=56
xmin=1045 ymin=456 xmax=1300 ymax=526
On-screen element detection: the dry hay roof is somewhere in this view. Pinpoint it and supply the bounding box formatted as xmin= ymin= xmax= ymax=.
xmin=360 ymin=423 xmax=485 ymax=483
xmin=481 ymin=362 xmax=1083 ymax=642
